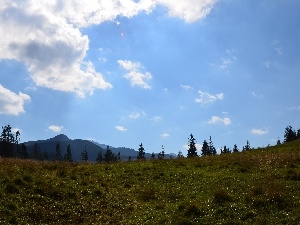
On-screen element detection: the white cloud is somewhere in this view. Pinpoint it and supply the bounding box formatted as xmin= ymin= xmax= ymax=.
xmin=161 ymin=133 xmax=170 ymax=138
xmin=0 ymin=84 xmax=31 ymax=115
xmin=251 ymin=128 xmax=268 ymax=135
xmin=0 ymin=1 xmax=217 ymax=96
xmin=129 ymin=112 xmax=141 ymax=119
xmin=156 ymin=0 xmax=217 ymax=23
xmin=195 ymin=90 xmax=224 ymax=104
xmin=220 ymin=59 xmax=232 ymax=69
xmin=49 ymin=125 xmax=64 ymax=133
xmin=181 ymin=84 xmax=193 ymax=90
xmin=251 ymin=92 xmax=263 ymax=98
xmin=0 ymin=1 xmax=113 ymax=97
xmin=115 ymin=125 xmax=127 ymax=132
xmin=208 ymin=116 xmax=231 ymax=125
xmin=150 ymin=116 xmax=162 ymax=122
xmin=118 ymin=60 xmax=152 ymax=89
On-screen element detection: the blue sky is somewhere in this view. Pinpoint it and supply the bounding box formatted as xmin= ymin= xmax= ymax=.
xmin=1 ymin=0 xmax=300 ymax=155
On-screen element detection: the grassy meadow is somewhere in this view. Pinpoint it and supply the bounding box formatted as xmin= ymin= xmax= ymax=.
xmin=1 ymin=140 xmax=300 ymax=224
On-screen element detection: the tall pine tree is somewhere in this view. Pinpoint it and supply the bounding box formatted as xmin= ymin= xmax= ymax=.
xmin=137 ymin=143 xmax=146 ymax=160
xmin=64 ymin=144 xmax=73 ymax=162
xmin=201 ymin=140 xmax=209 ymax=156
xmin=187 ymin=134 xmax=198 ymax=157
xmin=55 ymin=143 xmax=62 ymax=161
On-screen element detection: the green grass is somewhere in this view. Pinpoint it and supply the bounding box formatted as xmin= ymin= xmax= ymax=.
xmin=1 ymin=140 xmax=300 ymax=224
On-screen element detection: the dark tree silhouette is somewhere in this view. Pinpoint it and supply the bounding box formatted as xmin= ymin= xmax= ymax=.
xmin=221 ymin=145 xmax=231 ymax=154
xmin=284 ymin=125 xmax=297 ymax=143
xmin=96 ymin=151 xmax=103 ymax=163
xmin=104 ymin=146 xmax=115 ymax=163
xmin=151 ymin=152 xmax=156 ymax=160
xmin=81 ymin=147 xmax=88 ymax=162
xmin=177 ymin=150 xmax=184 ymax=158
xmin=0 ymin=125 xmax=15 ymax=157
xmin=137 ymin=143 xmax=146 ymax=160
xmin=158 ymin=145 xmax=165 ymax=159
xmin=243 ymin=140 xmax=251 ymax=151
xmin=209 ymin=136 xmax=217 ymax=155
xmin=201 ymin=140 xmax=209 ymax=156
xmin=232 ymin=144 xmax=239 ymax=153
xmin=187 ymin=134 xmax=198 ymax=157
xmin=55 ymin=143 xmax=62 ymax=161
xmin=64 ymin=144 xmax=73 ymax=162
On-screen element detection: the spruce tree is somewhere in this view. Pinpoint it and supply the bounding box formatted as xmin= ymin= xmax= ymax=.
xmin=81 ymin=147 xmax=88 ymax=162
xmin=0 ymin=125 xmax=15 ymax=157
xmin=232 ymin=144 xmax=239 ymax=153
xmin=137 ymin=143 xmax=146 ymax=160
xmin=244 ymin=140 xmax=251 ymax=151
xmin=55 ymin=143 xmax=62 ymax=161
xmin=96 ymin=151 xmax=103 ymax=163
xmin=284 ymin=125 xmax=297 ymax=142
xmin=104 ymin=146 xmax=114 ymax=162
xmin=208 ymin=136 xmax=217 ymax=155
xmin=201 ymin=140 xmax=209 ymax=156
xmin=64 ymin=144 xmax=73 ymax=162
xmin=151 ymin=152 xmax=156 ymax=160
xmin=187 ymin=134 xmax=198 ymax=157
xmin=177 ymin=150 xmax=184 ymax=158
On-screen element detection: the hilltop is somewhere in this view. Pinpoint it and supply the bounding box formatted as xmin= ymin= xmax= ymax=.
xmin=0 ymin=139 xmax=299 ymax=224
xmin=23 ymin=134 xmax=172 ymax=161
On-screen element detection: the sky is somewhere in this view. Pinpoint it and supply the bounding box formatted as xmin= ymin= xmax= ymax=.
xmin=1 ymin=0 xmax=300 ymax=155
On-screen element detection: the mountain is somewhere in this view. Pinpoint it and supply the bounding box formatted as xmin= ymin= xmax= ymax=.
xmin=22 ymin=134 xmax=173 ymax=161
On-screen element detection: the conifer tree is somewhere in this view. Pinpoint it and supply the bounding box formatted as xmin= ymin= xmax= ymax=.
xmin=177 ymin=150 xmax=184 ymax=158
xmin=158 ymin=145 xmax=165 ymax=159
xmin=208 ymin=136 xmax=217 ymax=155
xmin=232 ymin=144 xmax=239 ymax=153
xmin=96 ymin=151 xmax=103 ymax=163
xmin=221 ymin=145 xmax=230 ymax=154
xmin=104 ymin=146 xmax=115 ymax=162
xmin=187 ymin=134 xmax=198 ymax=157
xmin=0 ymin=125 xmax=15 ymax=157
xmin=55 ymin=143 xmax=62 ymax=161
xmin=137 ymin=143 xmax=146 ymax=160
xmin=81 ymin=147 xmax=88 ymax=162
xmin=151 ymin=152 xmax=156 ymax=160
xmin=64 ymin=144 xmax=73 ymax=162
xmin=284 ymin=125 xmax=297 ymax=142
xmin=201 ymin=140 xmax=209 ymax=156
xmin=244 ymin=140 xmax=251 ymax=151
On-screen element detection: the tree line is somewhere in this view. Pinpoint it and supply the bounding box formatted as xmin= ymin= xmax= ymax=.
xmin=1 ymin=124 xmax=300 ymax=162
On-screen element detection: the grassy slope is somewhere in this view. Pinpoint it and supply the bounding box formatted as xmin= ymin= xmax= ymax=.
xmin=0 ymin=140 xmax=300 ymax=225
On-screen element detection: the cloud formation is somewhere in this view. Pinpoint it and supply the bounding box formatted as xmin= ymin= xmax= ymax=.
xmin=118 ymin=60 xmax=152 ymax=89
xmin=129 ymin=112 xmax=141 ymax=119
xmin=115 ymin=125 xmax=127 ymax=132
xmin=208 ymin=116 xmax=231 ymax=125
xmin=0 ymin=84 xmax=31 ymax=115
xmin=195 ymin=90 xmax=224 ymax=104
xmin=156 ymin=0 xmax=217 ymax=23
xmin=251 ymin=128 xmax=268 ymax=135
xmin=0 ymin=1 xmax=216 ymax=97
xmin=161 ymin=133 xmax=170 ymax=138
xmin=49 ymin=125 xmax=64 ymax=133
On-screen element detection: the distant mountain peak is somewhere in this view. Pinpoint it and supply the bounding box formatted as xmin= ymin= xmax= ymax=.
xmin=49 ymin=134 xmax=70 ymax=142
